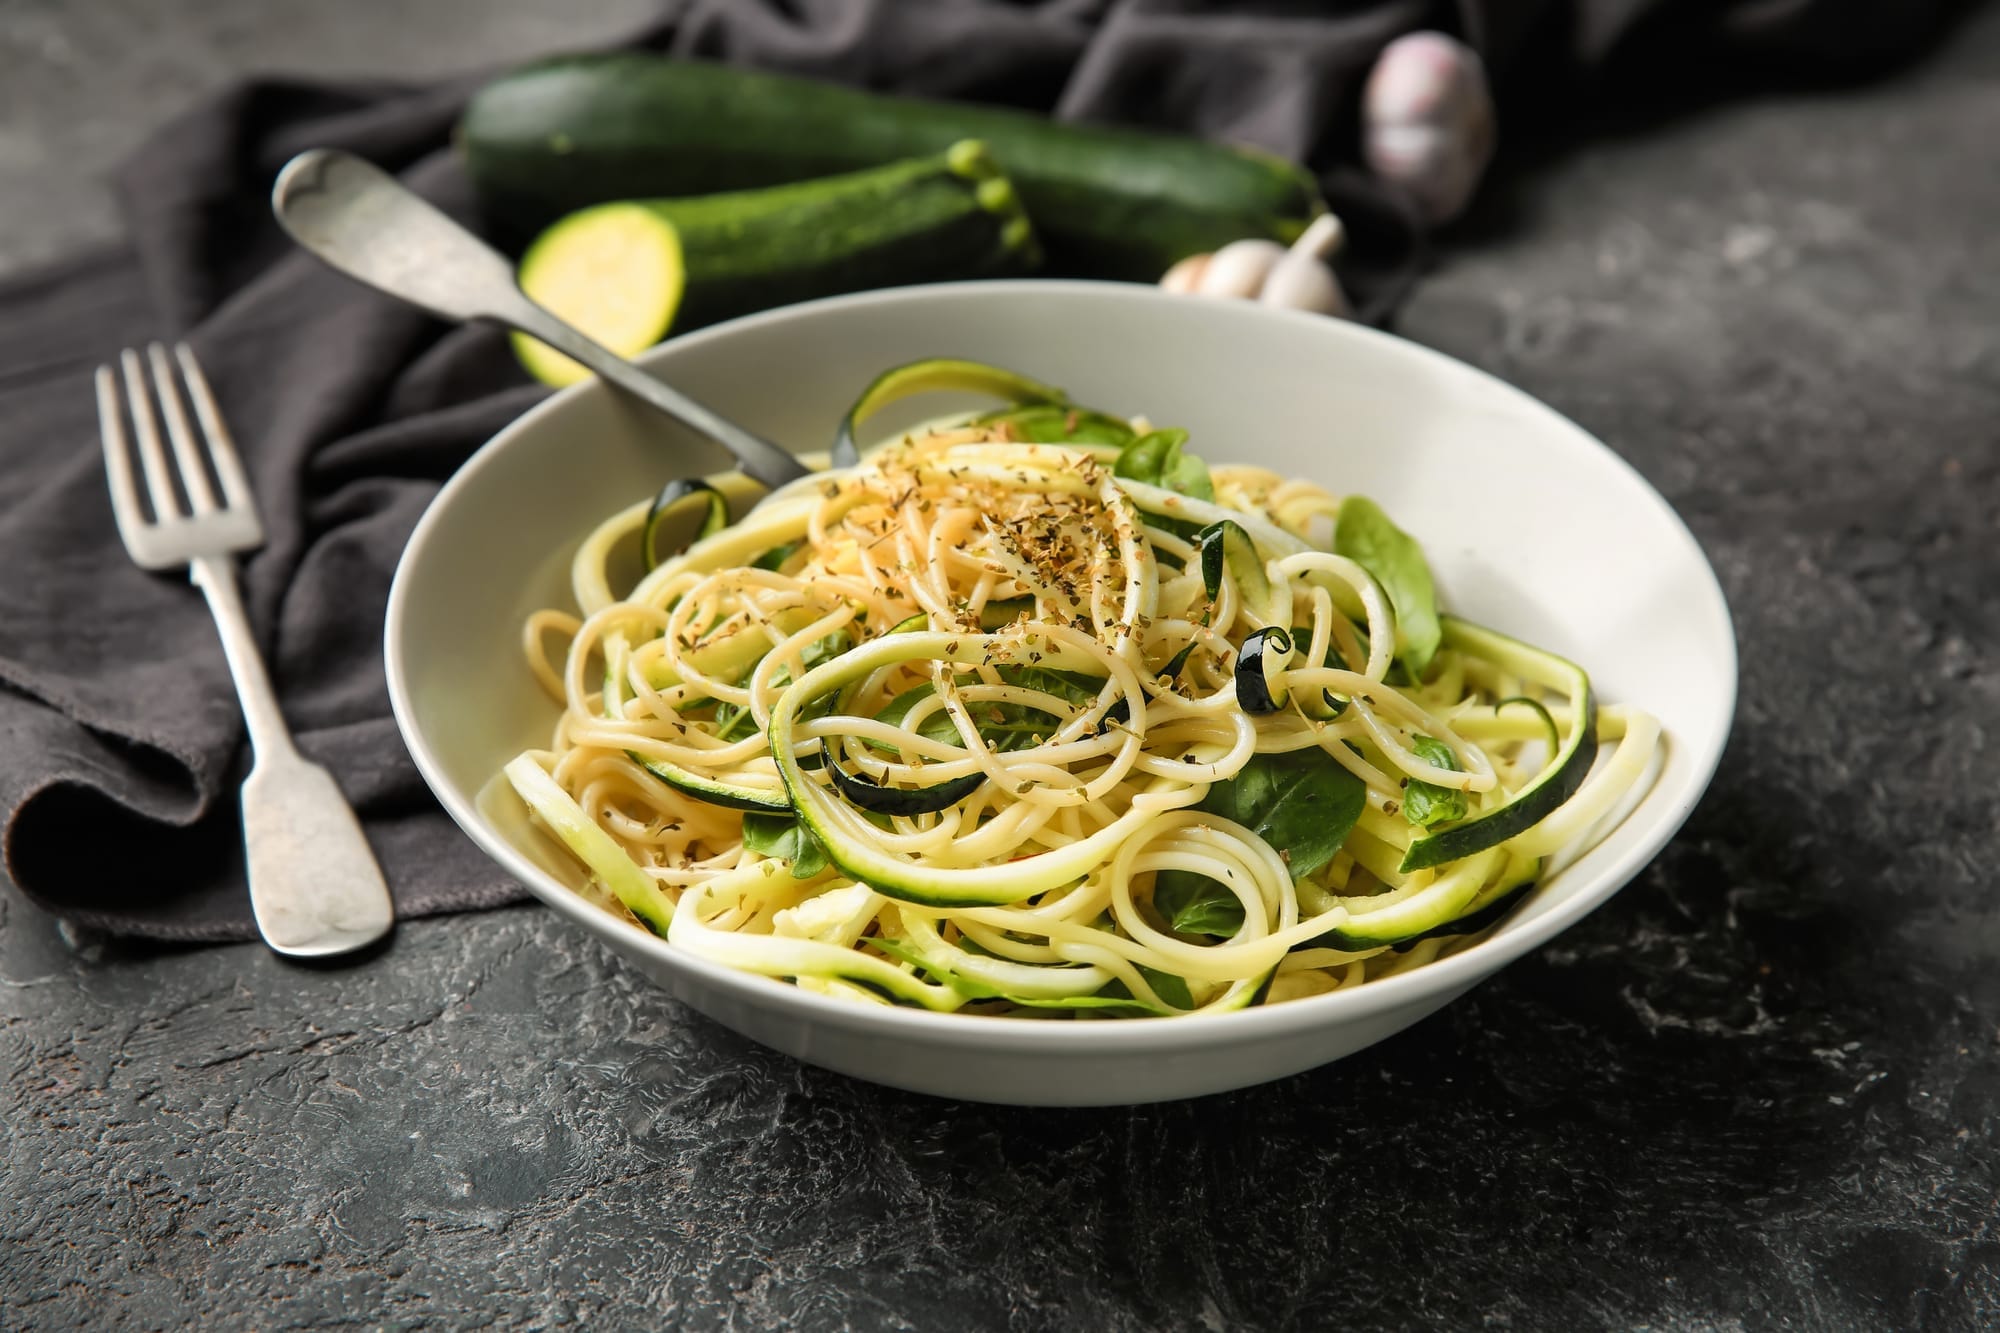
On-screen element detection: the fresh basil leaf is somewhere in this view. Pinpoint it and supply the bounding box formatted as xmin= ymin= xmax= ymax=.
xmin=1116 ymin=428 xmax=1211 ymax=501
xmin=874 ymin=685 xmax=966 ymax=747
xmin=1115 ymin=429 xmax=1214 ymax=505
xmin=710 ymin=630 xmax=852 ymax=742
xmin=751 ymin=540 xmax=802 ymax=572
xmin=1152 ymin=747 xmax=1367 ymax=938
xmin=801 ymin=630 xmax=851 ymax=671
xmin=978 ymin=404 xmax=1136 ymax=445
xmin=1137 ymin=966 xmax=1195 ymax=1010
xmin=1113 ymin=431 xmax=1174 ymax=486
xmin=1402 ymin=735 xmax=1469 ymax=828
xmin=1153 ymin=872 xmax=1248 ymax=935
xmin=741 ymin=812 xmax=828 ymax=879
xmin=710 ymin=699 xmax=759 ymax=742
xmin=1120 ymin=428 xmax=1208 ymax=500
xmin=875 ymin=684 xmax=1050 ymax=753
xmin=1168 ymin=448 xmax=1214 ymax=503
xmin=1097 ymin=965 xmax=1197 ymax=1010
xmin=1333 ymin=495 xmax=1442 ymax=675
xmin=873 ymin=666 xmax=1099 ymax=755
xmin=1198 ymin=747 xmax=1366 ymax=883
xmin=1002 ymin=665 xmax=1102 ymax=708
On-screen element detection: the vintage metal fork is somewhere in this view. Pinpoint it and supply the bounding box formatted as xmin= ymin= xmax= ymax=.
xmin=96 ymin=343 xmax=394 ymax=957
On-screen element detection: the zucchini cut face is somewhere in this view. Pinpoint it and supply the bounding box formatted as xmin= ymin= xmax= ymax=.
xmin=513 ymin=202 xmax=686 ymax=387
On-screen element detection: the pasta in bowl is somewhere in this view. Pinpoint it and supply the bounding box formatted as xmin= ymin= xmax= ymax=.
xmin=385 ymin=279 xmax=1733 ymax=1103
xmin=503 ymin=357 xmax=1660 ymax=1019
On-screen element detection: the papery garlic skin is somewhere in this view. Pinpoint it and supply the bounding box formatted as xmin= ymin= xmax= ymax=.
xmin=1363 ymin=31 xmax=1496 ymax=226
xmin=1197 ymin=239 xmax=1289 ymax=299
xmin=1259 ymin=251 xmax=1350 ymax=317
xmin=1158 ymin=209 xmax=1351 ymax=316
xmin=1160 ymin=252 xmax=1211 ymax=294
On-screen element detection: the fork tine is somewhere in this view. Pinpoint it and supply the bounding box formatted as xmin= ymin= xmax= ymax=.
xmin=95 ymin=366 xmax=148 ymax=547
xmin=147 ymin=342 xmax=218 ymax=514
xmin=119 ymin=348 xmax=181 ymax=522
xmin=172 ymin=343 xmax=254 ymax=512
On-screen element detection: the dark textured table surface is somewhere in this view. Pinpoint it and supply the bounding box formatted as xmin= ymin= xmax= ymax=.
xmin=4 ymin=5 xmax=1998 ymax=1330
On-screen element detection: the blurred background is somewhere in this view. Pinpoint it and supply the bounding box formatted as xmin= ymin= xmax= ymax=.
xmin=0 ymin=0 xmax=661 ymax=277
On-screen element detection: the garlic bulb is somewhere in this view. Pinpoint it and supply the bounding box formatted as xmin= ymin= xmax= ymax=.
xmin=1259 ymin=250 xmax=1348 ymax=316
xmin=1160 ymin=253 xmax=1210 ymax=294
xmin=1158 ymin=212 xmax=1350 ymax=316
xmin=1195 ymin=239 xmax=1289 ymax=299
xmin=1362 ymin=30 xmax=1495 ymax=226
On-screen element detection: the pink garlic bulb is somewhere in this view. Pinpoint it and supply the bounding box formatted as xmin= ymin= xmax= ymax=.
xmin=1362 ymin=31 xmax=1496 ymax=226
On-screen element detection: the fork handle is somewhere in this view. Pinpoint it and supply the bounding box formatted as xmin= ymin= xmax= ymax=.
xmin=190 ymin=555 xmax=295 ymax=763
xmin=191 ymin=555 xmax=396 ymax=956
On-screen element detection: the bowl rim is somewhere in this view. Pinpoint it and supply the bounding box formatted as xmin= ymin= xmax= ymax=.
xmin=385 ymin=277 xmax=1737 ymax=1055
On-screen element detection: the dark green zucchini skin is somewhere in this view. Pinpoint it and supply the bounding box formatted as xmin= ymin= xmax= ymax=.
xmin=643 ymin=143 xmax=1040 ymax=330
xmin=459 ymin=54 xmax=1323 ymax=279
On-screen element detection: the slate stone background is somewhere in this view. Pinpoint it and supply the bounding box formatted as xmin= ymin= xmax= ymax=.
xmin=3 ymin=2 xmax=1997 ymax=1329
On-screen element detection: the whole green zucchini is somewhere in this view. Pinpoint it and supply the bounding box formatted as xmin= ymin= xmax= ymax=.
xmin=513 ymin=141 xmax=1037 ymax=386
xmin=460 ymin=53 xmax=1322 ymax=280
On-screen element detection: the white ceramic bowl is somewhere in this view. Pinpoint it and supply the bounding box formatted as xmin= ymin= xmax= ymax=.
xmin=385 ymin=280 xmax=1735 ymax=1106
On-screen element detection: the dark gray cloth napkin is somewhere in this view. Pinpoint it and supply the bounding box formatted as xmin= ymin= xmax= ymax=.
xmin=0 ymin=0 xmax=1951 ymax=941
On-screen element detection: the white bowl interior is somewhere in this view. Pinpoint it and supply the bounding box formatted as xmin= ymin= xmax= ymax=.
xmin=387 ymin=280 xmax=1734 ymax=1105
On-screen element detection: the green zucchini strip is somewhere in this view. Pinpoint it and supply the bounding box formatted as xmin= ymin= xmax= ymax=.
xmin=894 ymin=910 xmax=1114 ymax=1001
xmin=666 ymin=870 xmax=967 ymax=1011
xmin=506 ymin=754 xmax=676 ymax=935
xmin=1195 ymin=519 xmax=1288 ymax=627
xmin=824 ymin=748 xmax=984 ymax=815
xmin=768 ymin=631 xmax=1193 ymax=908
xmin=1318 ymin=849 xmax=1504 ymax=950
xmin=1398 ymin=616 xmax=1598 ymax=872
xmin=635 ymin=757 xmax=791 ymax=813
xmin=641 ymin=479 xmax=729 ymax=571
xmin=603 ymin=631 xmax=790 ymax=810
xmin=831 ymin=356 xmax=1069 ymax=465
xmin=1320 ymin=848 xmax=1542 ymax=951
xmin=1399 ymin=853 xmax=1541 ymax=946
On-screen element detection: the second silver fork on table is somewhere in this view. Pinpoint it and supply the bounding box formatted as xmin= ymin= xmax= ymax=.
xmin=95 ymin=342 xmax=394 ymax=957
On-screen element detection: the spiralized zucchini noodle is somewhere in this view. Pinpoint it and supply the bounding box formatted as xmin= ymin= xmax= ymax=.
xmin=506 ymin=359 xmax=1662 ymax=1018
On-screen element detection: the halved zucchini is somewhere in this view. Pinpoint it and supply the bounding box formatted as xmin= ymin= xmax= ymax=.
xmin=512 ymin=203 xmax=684 ymax=387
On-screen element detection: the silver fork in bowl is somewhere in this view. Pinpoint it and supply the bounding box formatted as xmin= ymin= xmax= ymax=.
xmin=95 ymin=342 xmax=394 ymax=958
